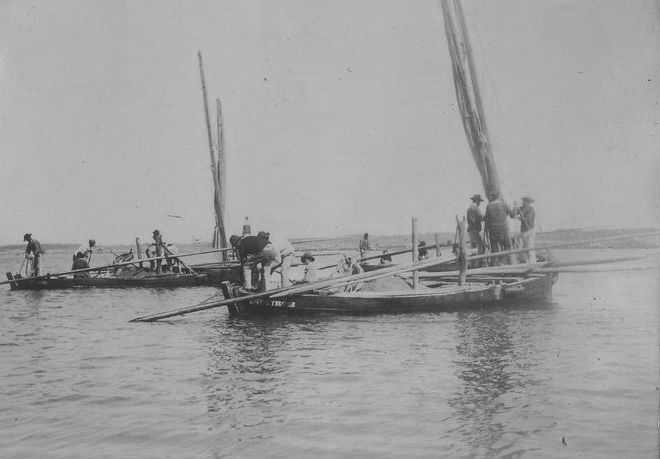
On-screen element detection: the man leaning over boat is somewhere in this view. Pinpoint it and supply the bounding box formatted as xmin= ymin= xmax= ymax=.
xmin=23 ymin=233 xmax=45 ymax=276
xmin=229 ymin=233 xmax=277 ymax=291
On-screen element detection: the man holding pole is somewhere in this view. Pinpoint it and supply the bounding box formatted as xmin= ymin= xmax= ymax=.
xmin=23 ymin=233 xmax=45 ymax=276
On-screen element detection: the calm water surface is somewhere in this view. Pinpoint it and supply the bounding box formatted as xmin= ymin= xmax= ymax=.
xmin=0 ymin=249 xmax=658 ymax=458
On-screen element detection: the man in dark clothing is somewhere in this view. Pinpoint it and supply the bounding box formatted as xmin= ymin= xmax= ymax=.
xmin=484 ymin=195 xmax=515 ymax=265
xmin=466 ymin=194 xmax=485 ymax=265
xmin=418 ymin=241 xmax=429 ymax=260
xmin=230 ymin=234 xmax=277 ymax=289
xmin=71 ymin=252 xmax=90 ymax=278
xmin=23 ymin=233 xmax=45 ymax=276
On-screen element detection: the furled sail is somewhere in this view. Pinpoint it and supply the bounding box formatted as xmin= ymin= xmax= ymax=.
xmin=198 ymin=52 xmax=228 ymax=259
xmin=441 ymin=0 xmax=502 ymax=201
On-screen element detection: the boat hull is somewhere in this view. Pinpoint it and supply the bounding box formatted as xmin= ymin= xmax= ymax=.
xmin=226 ymin=271 xmax=556 ymax=316
xmin=229 ymin=283 xmax=503 ymax=315
xmin=7 ymin=273 xmax=214 ymax=290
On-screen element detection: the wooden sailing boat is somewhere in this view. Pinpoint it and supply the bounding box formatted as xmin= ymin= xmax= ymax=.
xmin=209 ymin=0 xmax=555 ymax=315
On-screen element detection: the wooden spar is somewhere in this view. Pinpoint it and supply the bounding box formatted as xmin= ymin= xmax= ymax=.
xmin=412 ymin=218 xmax=419 ymax=288
xmin=130 ymin=281 xmax=318 ymax=322
xmin=441 ymin=0 xmax=502 ymax=201
xmin=359 ymin=243 xmax=451 ymax=262
xmin=130 ymin=231 xmax=660 ymax=322
xmin=215 ymin=98 xmax=228 ymax=261
xmin=135 ymin=238 xmax=143 ymax=260
xmin=198 ymin=51 xmax=228 ymax=259
xmin=0 ymin=247 xmax=236 ymax=287
xmin=457 ymin=216 xmax=467 ymax=285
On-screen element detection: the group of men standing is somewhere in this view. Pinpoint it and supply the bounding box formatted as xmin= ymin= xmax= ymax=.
xmin=466 ymin=193 xmax=536 ymax=265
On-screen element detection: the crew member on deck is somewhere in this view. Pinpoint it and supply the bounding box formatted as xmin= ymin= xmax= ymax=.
xmin=300 ymin=251 xmax=318 ymax=283
xmin=71 ymin=252 xmax=90 ymax=278
xmin=230 ymin=234 xmax=277 ymax=290
xmin=261 ymin=233 xmax=295 ymax=287
xmin=467 ymin=194 xmax=486 ymax=266
xmin=484 ymin=193 xmax=515 ymax=265
xmin=513 ymin=195 xmax=537 ymax=263
xmin=165 ymin=243 xmax=181 ymax=271
xmin=380 ymin=250 xmax=392 ymax=264
xmin=418 ymin=241 xmax=429 ymax=260
xmin=152 ymin=229 xmax=165 ymax=274
xmin=359 ymin=233 xmax=372 ymax=258
xmin=24 ymin=233 xmax=45 ymax=277
xmin=75 ymin=239 xmax=97 ymax=263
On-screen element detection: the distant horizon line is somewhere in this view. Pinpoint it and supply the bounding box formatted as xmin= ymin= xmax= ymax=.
xmin=1 ymin=226 xmax=658 ymax=250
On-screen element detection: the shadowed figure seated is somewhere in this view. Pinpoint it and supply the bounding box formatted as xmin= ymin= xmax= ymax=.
xmin=71 ymin=252 xmax=90 ymax=278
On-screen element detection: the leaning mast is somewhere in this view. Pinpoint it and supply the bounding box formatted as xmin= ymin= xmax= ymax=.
xmin=198 ymin=51 xmax=228 ymax=260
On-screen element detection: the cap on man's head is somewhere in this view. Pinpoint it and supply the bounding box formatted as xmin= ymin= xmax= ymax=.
xmin=23 ymin=233 xmax=32 ymax=241
xmin=229 ymin=235 xmax=240 ymax=246
xmin=301 ymin=251 xmax=315 ymax=262
xmin=470 ymin=194 xmax=483 ymax=203
xmin=522 ymin=195 xmax=535 ymax=203
xmin=153 ymin=229 xmax=160 ymax=234
xmin=363 ymin=233 xmax=369 ymax=238
xmin=89 ymin=239 xmax=96 ymax=246
xmin=257 ymin=231 xmax=268 ymax=239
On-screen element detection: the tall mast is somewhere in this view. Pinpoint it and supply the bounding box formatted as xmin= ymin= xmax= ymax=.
xmin=198 ymin=51 xmax=228 ymax=260
xmin=441 ymin=0 xmax=502 ymax=201
xmin=215 ymin=98 xmax=228 ymax=260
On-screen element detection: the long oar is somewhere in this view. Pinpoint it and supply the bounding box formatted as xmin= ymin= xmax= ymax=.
xmin=130 ymin=282 xmax=315 ymax=322
xmin=130 ymin=230 xmax=660 ymax=322
xmin=0 ymin=247 xmax=236 ymax=287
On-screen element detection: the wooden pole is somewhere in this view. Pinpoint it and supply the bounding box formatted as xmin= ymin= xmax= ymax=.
xmin=216 ymin=98 xmax=228 ymax=261
xmin=135 ymin=237 xmax=143 ymax=269
xmin=412 ymin=217 xmax=419 ymax=288
xmin=199 ymin=51 xmax=228 ymax=260
xmin=457 ymin=216 xmax=468 ymax=286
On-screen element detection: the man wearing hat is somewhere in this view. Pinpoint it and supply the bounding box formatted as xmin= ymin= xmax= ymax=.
xmin=513 ymin=195 xmax=537 ymax=263
xmin=229 ymin=233 xmax=277 ymax=290
xmin=152 ymin=229 xmax=165 ymax=274
xmin=75 ymin=239 xmax=97 ymax=264
xmin=466 ymin=194 xmax=486 ymax=265
xmin=23 ymin=233 xmax=45 ymax=276
xmin=484 ymin=193 xmax=516 ymax=265
xmin=300 ymin=252 xmax=318 ymax=283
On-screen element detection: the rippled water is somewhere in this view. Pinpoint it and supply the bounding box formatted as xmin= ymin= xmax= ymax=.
xmin=1 ymin=249 xmax=658 ymax=458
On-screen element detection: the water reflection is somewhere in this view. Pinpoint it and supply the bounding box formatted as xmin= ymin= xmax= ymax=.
xmin=448 ymin=306 xmax=542 ymax=456
xmin=200 ymin=315 xmax=330 ymax=434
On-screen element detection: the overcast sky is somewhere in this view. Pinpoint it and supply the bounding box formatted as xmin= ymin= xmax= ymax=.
xmin=1 ymin=0 xmax=659 ymax=245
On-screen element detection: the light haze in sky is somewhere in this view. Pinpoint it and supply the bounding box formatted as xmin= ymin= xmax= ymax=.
xmin=1 ymin=0 xmax=658 ymax=245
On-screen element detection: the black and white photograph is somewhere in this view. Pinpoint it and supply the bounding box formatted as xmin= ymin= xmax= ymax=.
xmin=1 ymin=0 xmax=658 ymax=457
